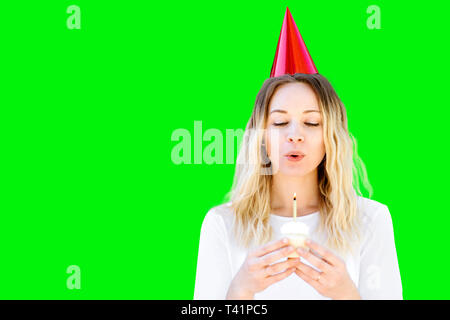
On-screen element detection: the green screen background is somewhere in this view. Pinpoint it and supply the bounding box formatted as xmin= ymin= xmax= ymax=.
xmin=1 ymin=1 xmax=448 ymax=299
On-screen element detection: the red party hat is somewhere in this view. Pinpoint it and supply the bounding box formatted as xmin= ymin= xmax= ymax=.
xmin=270 ymin=7 xmax=318 ymax=77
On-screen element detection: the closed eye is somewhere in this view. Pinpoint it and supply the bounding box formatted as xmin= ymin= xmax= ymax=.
xmin=273 ymin=122 xmax=319 ymax=127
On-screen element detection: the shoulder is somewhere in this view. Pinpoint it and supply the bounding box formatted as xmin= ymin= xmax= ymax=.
xmin=357 ymin=195 xmax=388 ymax=215
xmin=205 ymin=201 xmax=233 ymax=227
xmin=356 ymin=195 xmax=393 ymax=232
xmin=198 ymin=202 xmax=236 ymax=245
xmin=201 ymin=201 xmax=235 ymax=233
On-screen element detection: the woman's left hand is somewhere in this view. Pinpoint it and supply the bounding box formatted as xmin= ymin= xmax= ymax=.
xmin=291 ymin=239 xmax=361 ymax=300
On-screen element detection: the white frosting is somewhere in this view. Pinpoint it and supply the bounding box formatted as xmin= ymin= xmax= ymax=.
xmin=280 ymin=221 xmax=309 ymax=235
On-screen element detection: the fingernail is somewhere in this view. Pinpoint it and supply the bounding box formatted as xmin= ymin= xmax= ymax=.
xmin=283 ymin=238 xmax=289 ymax=243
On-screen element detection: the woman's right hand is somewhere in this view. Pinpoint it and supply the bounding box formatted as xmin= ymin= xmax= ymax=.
xmin=226 ymin=238 xmax=300 ymax=299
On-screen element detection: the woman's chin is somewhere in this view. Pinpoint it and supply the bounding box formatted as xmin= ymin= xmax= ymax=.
xmin=279 ymin=159 xmax=307 ymax=172
xmin=276 ymin=166 xmax=308 ymax=177
xmin=270 ymin=159 xmax=315 ymax=176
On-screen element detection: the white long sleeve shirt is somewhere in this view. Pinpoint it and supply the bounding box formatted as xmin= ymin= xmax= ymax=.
xmin=193 ymin=196 xmax=403 ymax=300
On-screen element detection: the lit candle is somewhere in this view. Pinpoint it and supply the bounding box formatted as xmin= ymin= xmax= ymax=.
xmin=293 ymin=192 xmax=297 ymax=220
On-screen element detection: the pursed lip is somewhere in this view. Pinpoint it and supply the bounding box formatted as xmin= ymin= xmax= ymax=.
xmin=284 ymin=151 xmax=305 ymax=157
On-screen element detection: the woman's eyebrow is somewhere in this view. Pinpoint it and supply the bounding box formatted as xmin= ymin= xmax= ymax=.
xmin=270 ymin=109 xmax=320 ymax=114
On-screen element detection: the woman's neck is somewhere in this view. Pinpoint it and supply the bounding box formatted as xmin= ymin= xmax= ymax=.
xmin=270 ymin=169 xmax=320 ymax=217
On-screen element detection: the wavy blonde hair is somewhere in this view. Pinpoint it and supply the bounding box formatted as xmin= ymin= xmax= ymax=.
xmin=223 ymin=73 xmax=373 ymax=257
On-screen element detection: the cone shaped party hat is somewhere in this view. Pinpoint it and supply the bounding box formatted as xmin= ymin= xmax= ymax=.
xmin=270 ymin=7 xmax=318 ymax=77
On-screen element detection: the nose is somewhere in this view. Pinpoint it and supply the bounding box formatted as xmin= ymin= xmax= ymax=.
xmin=287 ymin=124 xmax=304 ymax=142
xmin=287 ymin=134 xmax=304 ymax=143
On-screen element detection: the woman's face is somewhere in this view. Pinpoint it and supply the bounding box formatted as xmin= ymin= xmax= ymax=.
xmin=265 ymin=82 xmax=326 ymax=176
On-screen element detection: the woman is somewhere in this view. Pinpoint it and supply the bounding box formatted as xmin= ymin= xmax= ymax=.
xmin=193 ymin=8 xmax=402 ymax=300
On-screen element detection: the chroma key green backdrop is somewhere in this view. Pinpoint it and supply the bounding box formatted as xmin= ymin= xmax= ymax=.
xmin=1 ymin=1 xmax=449 ymax=299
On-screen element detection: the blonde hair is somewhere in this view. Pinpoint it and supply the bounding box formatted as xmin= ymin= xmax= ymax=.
xmin=223 ymin=73 xmax=373 ymax=257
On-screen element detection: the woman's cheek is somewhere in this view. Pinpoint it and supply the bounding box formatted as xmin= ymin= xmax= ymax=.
xmin=268 ymin=138 xmax=281 ymax=159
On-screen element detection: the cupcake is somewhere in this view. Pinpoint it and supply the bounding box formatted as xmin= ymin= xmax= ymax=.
xmin=280 ymin=220 xmax=310 ymax=258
